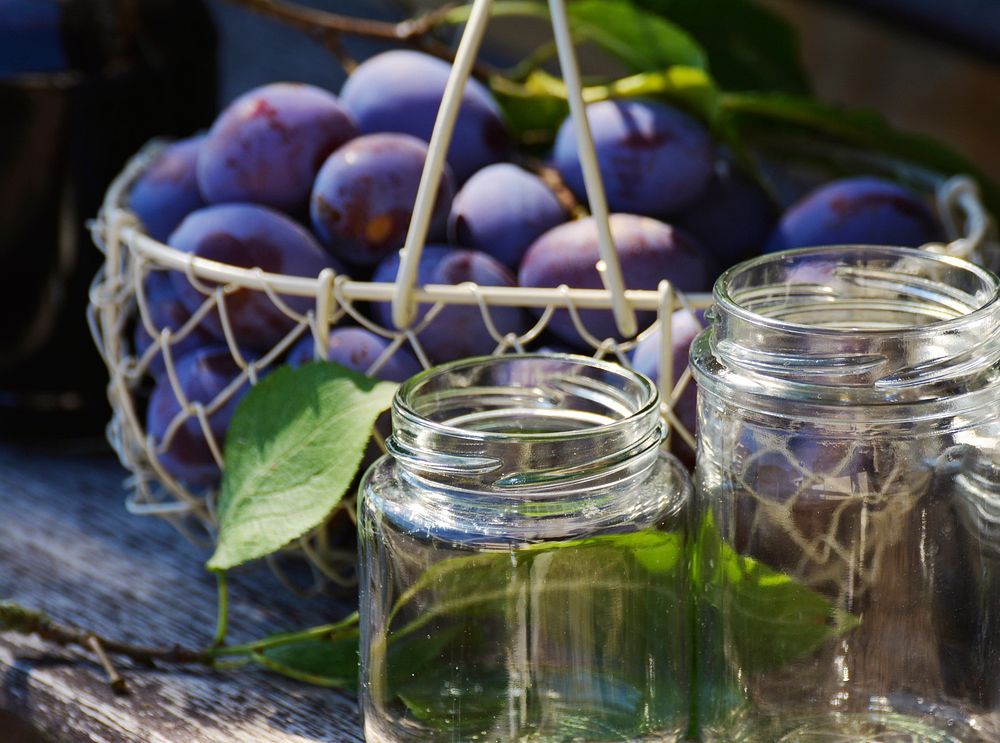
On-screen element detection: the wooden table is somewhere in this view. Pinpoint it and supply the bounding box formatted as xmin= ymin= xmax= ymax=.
xmin=0 ymin=442 xmax=364 ymax=742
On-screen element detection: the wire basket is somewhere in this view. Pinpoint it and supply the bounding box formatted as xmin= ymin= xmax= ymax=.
xmin=87 ymin=0 xmax=996 ymax=590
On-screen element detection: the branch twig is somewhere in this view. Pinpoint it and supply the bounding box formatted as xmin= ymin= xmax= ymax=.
xmin=1 ymin=603 xmax=214 ymax=666
xmin=225 ymin=0 xmax=498 ymax=79
xmin=86 ymin=635 xmax=128 ymax=695
xmin=0 ymin=601 xmax=359 ymax=692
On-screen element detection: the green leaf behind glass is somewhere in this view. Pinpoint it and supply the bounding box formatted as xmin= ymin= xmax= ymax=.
xmin=388 ymin=530 xmax=686 ymax=640
xmin=208 ymin=362 xmax=397 ymax=571
xmin=695 ymin=516 xmax=860 ymax=674
xmin=382 ymin=530 xmax=689 ymax=737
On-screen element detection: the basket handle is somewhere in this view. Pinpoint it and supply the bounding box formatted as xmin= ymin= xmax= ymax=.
xmin=547 ymin=0 xmax=636 ymax=337
xmin=391 ymin=0 xmax=496 ymax=330
xmin=392 ymin=0 xmax=638 ymax=338
xmin=934 ymin=175 xmax=992 ymax=262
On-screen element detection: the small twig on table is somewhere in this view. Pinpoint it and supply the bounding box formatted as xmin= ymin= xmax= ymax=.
xmin=225 ymin=0 xmax=498 ymax=79
xmin=1 ymin=602 xmax=212 ymax=666
xmin=86 ymin=635 xmax=128 ymax=695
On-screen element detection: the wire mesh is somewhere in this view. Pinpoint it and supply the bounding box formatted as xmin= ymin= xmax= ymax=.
xmin=88 ymin=142 xmax=994 ymax=591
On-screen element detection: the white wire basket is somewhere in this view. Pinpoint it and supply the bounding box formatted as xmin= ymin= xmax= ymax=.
xmin=87 ymin=0 xmax=996 ymax=590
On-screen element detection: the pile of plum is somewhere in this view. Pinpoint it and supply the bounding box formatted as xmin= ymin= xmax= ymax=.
xmin=128 ymin=49 xmax=945 ymax=487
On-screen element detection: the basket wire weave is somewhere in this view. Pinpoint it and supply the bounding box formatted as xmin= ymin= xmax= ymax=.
xmin=87 ymin=0 xmax=995 ymax=591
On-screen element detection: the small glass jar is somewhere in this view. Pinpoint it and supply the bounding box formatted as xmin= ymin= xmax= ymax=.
xmin=691 ymin=246 xmax=1000 ymax=742
xmin=358 ymin=355 xmax=692 ymax=742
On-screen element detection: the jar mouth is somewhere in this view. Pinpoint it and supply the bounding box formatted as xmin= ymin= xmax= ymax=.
xmin=394 ymin=354 xmax=660 ymax=443
xmin=715 ymin=245 xmax=1000 ymax=337
xmin=696 ymin=246 xmax=1000 ymax=407
xmin=389 ymin=354 xmax=664 ymax=491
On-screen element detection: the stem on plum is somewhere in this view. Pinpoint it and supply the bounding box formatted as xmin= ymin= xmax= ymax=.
xmin=519 ymin=156 xmax=587 ymax=218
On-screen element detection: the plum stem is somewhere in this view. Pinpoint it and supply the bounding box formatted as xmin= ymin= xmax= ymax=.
xmin=225 ymin=0 xmax=498 ymax=79
xmin=519 ymin=156 xmax=587 ymax=219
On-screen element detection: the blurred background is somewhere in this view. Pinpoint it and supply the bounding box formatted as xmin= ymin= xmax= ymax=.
xmin=1 ymin=0 xmax=998 ymax=439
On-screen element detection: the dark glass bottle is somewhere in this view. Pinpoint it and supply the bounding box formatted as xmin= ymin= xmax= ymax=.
xmin=0 ymin=0 xmax=217 ymax=439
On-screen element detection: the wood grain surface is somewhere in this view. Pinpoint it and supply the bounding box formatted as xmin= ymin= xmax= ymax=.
xmin=0 ymin=442 xmax=364 ymax=743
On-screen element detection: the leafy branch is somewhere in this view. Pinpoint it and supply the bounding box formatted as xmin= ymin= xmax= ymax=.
xmin=0 ymin=599 xmax=359 ymax=694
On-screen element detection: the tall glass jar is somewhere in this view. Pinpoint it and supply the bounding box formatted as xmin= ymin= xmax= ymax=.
xmin=691 ymin=246 xmax=1000 ymax=741
xmin=359 ymin=355 xmax=692 ymax=742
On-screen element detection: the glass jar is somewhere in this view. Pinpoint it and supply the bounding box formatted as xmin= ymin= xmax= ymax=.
xmin=358 ymin=355 xmax=692 ymax=742
xmin=691 ymin=246 xmax=1000 ymax=741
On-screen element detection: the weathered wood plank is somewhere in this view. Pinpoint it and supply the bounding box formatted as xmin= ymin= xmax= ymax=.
xmin=0 ymin=443 xmax=364 ymax=743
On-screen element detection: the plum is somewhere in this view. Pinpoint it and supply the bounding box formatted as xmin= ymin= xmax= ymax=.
xmin=765 ymin=176 xmax=944 ymax=252
xmin=310 ymin=133 xmax=454 ymax=267
xmin=553 ymin=99 xmax=714 ymax=217
xmin=675 ymin=162 xmax=777 ymax=266
xmin=286 ymin=327 xmax=422 ymax=383
xmin=146 ymin=345 xmax=256 ymax=487
xmin=339 ymin=50 xmax=510 ymax=183
xmin=372 ymin=245 xmax=527 ymax=363
xmin=129 ymin=135 xmax=206 ymax=242
xmin=168 ymin=204 xmax=342 ymax=351
xmin=198 ymin=82 xmax=357 ymax=213
xmin=630 ymin=308 xmax=705 ymax=437
xmin=448 ymin=163 xmax=567 ymax=269
xmin=518 ymin=214 xmax=713 ymax=346
xmin=133 ymin=271 xmax=215 ymax=378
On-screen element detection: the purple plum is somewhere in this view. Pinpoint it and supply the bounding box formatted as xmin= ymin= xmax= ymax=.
xmin=146 ymin=346 xmax=256 ymax=487
xmin=310 ymin=133 xmax=454 ymax=267
xmin=372 ymin=245 xmax=527 ymax=364
xmin=553 ymin=99 xmax=714 ymax=217
xmin=129 ymin=135 xmax=206 ymax=242
xmin=198 ymin=82 xmax=357 ymax=212
xmin=518 ymin=214 xmax=713 ymax=345
xmin=168 ymin=204 xmax=342 ymax=351
xmin=448 ymin=163 xmax=567 ymax=269
xmin=339 ymin=50 xmax=510 ymax=183
xmin=765 ymin=176 xmax=944 ymax=252
xmin=286 ymin=327 xmax=422 ymax=383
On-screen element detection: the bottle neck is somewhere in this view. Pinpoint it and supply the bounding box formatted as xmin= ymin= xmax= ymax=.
xmin=693 ymin=247 xmax=1000 ymax=411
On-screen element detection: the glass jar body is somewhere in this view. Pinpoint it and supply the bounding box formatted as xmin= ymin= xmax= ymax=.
xmin=357 ymin=355 xmax=692 ymax=743
xmin=692 ymin=247 xmax=1000 ymax=742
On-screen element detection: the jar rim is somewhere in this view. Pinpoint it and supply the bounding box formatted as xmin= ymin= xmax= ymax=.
xmin=393 ymin=353 xmax=660 ymax=443
xmin=715 ymin=245 xmax=1000 ymax=337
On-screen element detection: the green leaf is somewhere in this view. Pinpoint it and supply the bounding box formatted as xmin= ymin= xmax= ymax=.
xmin=207 ymin=362 xmax=397 ymax=571
xmin=566 ymin=0 xmax=706 ymax=72
xmin=635 ymin=0 xmax=810 ymax=94
xmin=490 ymin=70 xmax=572 ymax=142
xmin=695 ymin=516 xmax=860 ymax=674
xmin=258 ymin=631 xmax=360 ymax=691
xmin=720 ymin=92 xmax=1000 ymax=216
xmin=445 ymin=0 xmax=706 ymax=73
xmin=491 ymin=65 xmax=719 ymax=144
